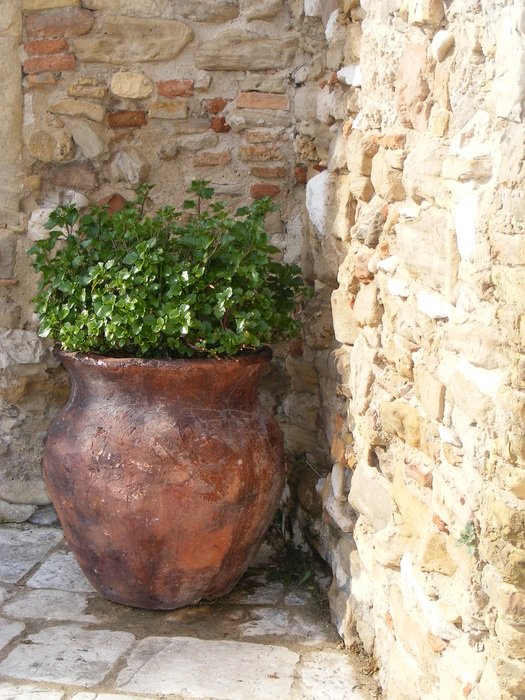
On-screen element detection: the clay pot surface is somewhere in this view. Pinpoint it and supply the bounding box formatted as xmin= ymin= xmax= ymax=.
xmin=43 ymin=348 xmax=285 ymax=609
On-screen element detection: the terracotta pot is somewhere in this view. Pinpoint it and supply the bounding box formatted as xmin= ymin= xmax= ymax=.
xmin=43 ymin=348 xmax=285 ymax=609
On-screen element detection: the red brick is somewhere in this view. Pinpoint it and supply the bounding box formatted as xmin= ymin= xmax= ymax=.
xmin=157 ymin=79 xmax=194 ymax=98
xmin=250 ymin=183 xmax=281 ymax=199
xmin=26 ymin=72 xmax=56 ymax=87
xmin=239 ymin=144 xmax=281 ymax=162
xmin=203 ymin=98 xmax=229 ymax=114
xmin=294 ymin=165 xmax=307 ymax=184
xmin=108 ymin=111 xmax=147 ymax=128
xmin=25 ymin=8 xmax=94 ymax=38
xmin=97 ymin=193 xmax=128 ymax=214
xmin=24 ymin=38 xmax=68 ymax=54
xmin=23 ymin=52 xmax=74 ymax=74
xmin=210 ymin=116 xmax=231 ymax=133
xmin=236 ymin=92 xmax=289 ymax=110
xmin=250 ymin=166 xmax=286 ymax=179
xmin=193 ymin=151 xmax=231 ymax=167
xmin=245 ymin=129 xmax=281 ymax=144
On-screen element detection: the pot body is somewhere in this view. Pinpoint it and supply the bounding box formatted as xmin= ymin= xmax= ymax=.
xmin=43 ymin=349 xmax=285 ymax=609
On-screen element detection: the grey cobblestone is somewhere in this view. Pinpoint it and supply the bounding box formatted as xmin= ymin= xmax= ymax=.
xmin=0 ymin=524 xmax=378 ymax=699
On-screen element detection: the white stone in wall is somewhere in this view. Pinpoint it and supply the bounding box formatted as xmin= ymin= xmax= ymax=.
xmin=331 ymin=287 xmax=359 ymax=344
xmin=348 ymin=461 xmax=392 ymax=531
xmin=455 ymin=357 xmax=504 ymax=397
xmin=325 ymin=10 xmax=339 ymax=41
xmin=437 ymin=425 xmax=462 ymax=448
xmin=336 ymin=64 xmax=362 ymax=87
xmin=494 ymin=10 xmax=525 ymax=122
xmin=0 ymin=330 xmax=48 ymax=369
xmin=387 ymin=277 xmax=410 ymax=298
xmin=431 ymin=464 xmax=479 ymax=538
xmin=431 ymin=30 xmax=454 ymax=62
xmin=331 ymin=463 xmax=347 ymax=502
xmin=295 ymin=85 xmax=319 ymax=121
xmin=27 ymin=207 xmax=55 ymax=241
xmin=377 ymin=254 xmax=399 ymax=273
xmin=400 ymin=553 xmax=462 ymax=641
xmin=327 ymin=127 xmax=347 ymax=172
xmin=306 ymin=170 xmax=353 ymax=239
xmin=452 ymin=189 xmax=478 ymax=261
xmin=516 ymin=0 xmax=525 ymax=33
xmin=306 ymin=170 xmax=330 ymax=236
xmin=416 ymin=291 xmax=452 ymax=319
xmin=304 ymin=0 xmax=322 ymax=17
xmin=110 ymin=148 xmax=150 ymax=186
xmin=70 ymin=120 xmax=108 ymax=160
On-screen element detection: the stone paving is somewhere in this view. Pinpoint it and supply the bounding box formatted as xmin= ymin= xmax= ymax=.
xmin=0 ymin=516 xmax=378 ymax=700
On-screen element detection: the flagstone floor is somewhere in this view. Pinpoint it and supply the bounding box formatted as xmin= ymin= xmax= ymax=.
xmin=0 ymin=515 xmax=379 ymax=700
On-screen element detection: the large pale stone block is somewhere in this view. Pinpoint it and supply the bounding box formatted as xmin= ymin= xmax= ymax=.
xmin=413 ymin=364 xmax=445 ymax=421
xmin=0 ymin=0 xmax=22 ymax=34
xmin=371 ymin=524 xmax=413 ymax=568
xmin=331 ymin=287 xmax=359 ymax=344
xmin=370 ymin=147 xmax=405 ymax=201
xmin=81 ymin=0 xmax=161 ymax=13
xmin=0 ymin=526 xmax=63 ymax=584
xmin=0 ymin=231 xmax=16 ymax=278
xmin=394 ymin=43 xmax=430 ymax=129
xmin=353 ymin=282 xmax=383 ymax=327
xmin=167 ymin=0 xmax=239 ymax=22
xmin=350 ymin=330 xmax=378 ymax=415
xmin=70 ymin=119 xmax=108 ymax=160
xmin=348 ymin=461 xmax=392 ymax=531
xmin=73 ymin=16 xmax=193 ymax=64
xmin=22 ymin=0 xmax=79 ymax=9
xmin=402 ymin=136 xmax=448 ymax=204
xmin=116 ymin=636 xmax=299 ymax=699
xmin=380 ymin=400 xmax=423 ymax=449
xmin=392 ymin=463 xmax=431 ymax=535
xmin=417 ymin=531 xmax=457 ymax=575
xmin=408 ymin=0 xmax=444 ymax=25
xmin=306 ymin=170 xmax=353 ymax=240
xmin=431 ymin=29 xmax=454 ymax=62
xmin=0 ymin=626 xmax=135 ymax=686
xmin=0 ymin=35 xmax=22 ymax=226
xmin=110 ymin=72 xmax=153 ymax=100
xmin=494 ymin=12 xmax=525 ymax=122
xmin=195 ymin=31 xmax=297 ymax=71
xmin=395 ymin=209 xmax=459 ymax=298
xmin=110 ymin=148 xmax=150 ymax=186
xmin=0 ymin=330 xmax=47 ymax=369
xmin=28 ymin=129 xmax=74 ymax=164
xmin=49 ymin=98 xmax=105 ymax=123
xmin=241 ymin=0 xmax=282 ymax=20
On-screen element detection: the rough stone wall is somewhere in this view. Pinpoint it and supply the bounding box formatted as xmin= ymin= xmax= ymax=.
xmin=1 ymin=1 xmax=524 ymax=698
xmin=296 ymin=1 xmax=525 ymax=698
xmin=0 ymin=0 xmax=314 ymax=521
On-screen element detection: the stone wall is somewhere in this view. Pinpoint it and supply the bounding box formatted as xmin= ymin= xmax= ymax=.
xmin=1 ymin=0 xmax=312 ymax=520
xmin=295 ymin=1 xmax=525 ymax=698
xmin=1 ymin=0 xmax=524 ymax=697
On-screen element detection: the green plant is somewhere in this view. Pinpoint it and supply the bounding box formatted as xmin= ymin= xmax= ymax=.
xmin=29 ymin=181 xmax=310 ymax=359
xmin=458 ymin=520 xmax=478 ymax=556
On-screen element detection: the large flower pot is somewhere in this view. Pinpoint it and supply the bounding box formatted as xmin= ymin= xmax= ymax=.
xmin=43 ymin=348 xmax=285 ymax=610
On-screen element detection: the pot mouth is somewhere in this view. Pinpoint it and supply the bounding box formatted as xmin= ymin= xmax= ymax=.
xmin=54 ymin=345 xmax=273 ymax=369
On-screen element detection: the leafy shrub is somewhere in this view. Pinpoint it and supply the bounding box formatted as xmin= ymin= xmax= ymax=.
xmin=29 ymin=181 xmax=310 ymax=359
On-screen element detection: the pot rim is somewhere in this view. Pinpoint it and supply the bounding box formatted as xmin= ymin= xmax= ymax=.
xmin=53 ymin=345 xmax=273 ymax=369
